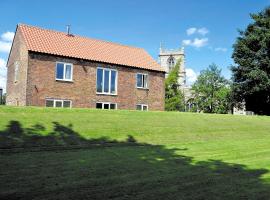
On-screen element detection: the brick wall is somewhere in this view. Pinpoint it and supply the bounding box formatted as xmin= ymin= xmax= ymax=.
xmin=26 ymin=53 xmax=165 ymax=111
xmin=6 ymin=27 xmax=29 ymax=106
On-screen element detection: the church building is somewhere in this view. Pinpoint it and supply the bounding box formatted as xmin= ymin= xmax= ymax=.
xmin=158 ymin=45 xmax=186 ymax=85
xmin=158 ymin=45 xmax=194 ymax=111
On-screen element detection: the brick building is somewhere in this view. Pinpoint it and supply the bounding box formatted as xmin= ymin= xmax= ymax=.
xmin=6 ymin=24 xmax=165 ymax=111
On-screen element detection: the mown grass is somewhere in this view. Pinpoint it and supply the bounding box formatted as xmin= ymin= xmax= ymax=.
xmin=1 ymin=106 xmax=270 ymax=199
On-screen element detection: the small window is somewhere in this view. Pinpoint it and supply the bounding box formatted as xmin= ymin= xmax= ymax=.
xmin=136 ymin=73 xmax=148 ymax=89
xmin=96 ymin=68 xmax=117 ymax=95
xmin=110 ymin=103 xmax=116 ymax=110
xmin=56 ymin=62 xmax=73 ymax=81
xmin=63 ymin=100 xmax=71 ymax=108
xmin=136 ymin=104 xmax=148 ymax=111
xmin=96 ymin=102 xmax=117 ymax=110
xmin=104 ymin=103 xmax=109 ymax=109
xmin=96 ymin=103 xmax=103 ymax=109
xmin=46 ymin=100 xmax=54 ymax=107
xmin=143 ymin=105 xmax=148 ymax=111
xmin=136 ymin=105 xmax=141 ymax=110
xmin=14 ymin=61 xmax=19 ymax=82
xmin=45 ymin=99 xmax=72 ymax=108
xmin=55 ymin=100 xmax=63 ymax=108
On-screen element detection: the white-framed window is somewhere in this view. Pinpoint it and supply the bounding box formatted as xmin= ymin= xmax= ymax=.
xmin=136 ymin=104 xmax=148 ymax=111
xmin=96 ymin=67 xmax=117 ymax=95
xmin=136 ymin=73 xmax=148 ymax=89
xmin=45 ymin=99 xmax=72 ymax=108
xmin=96 ymin=102 xmax=117 ymax=110
xmin=14 ymin=61 xmax=19 ymax=82
xmin=55 ymin=62 xmax=73 ymax=81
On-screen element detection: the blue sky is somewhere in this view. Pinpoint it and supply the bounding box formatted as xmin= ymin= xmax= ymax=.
xmin=0 ymin=0 xmax=269 ymax=90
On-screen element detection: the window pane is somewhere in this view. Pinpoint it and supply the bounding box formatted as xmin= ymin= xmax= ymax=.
xmin=143 ymin=105 xmax=148 ymax=111
xmin=104 ymin=103 xmax=109 ymax=109
xmin=56 ymin=63 xmax=64 ymax=79
xmin=46 ymin=100 xmax=54 ymax=107
xmin=104 ymin=70 xmax=110 ymax=93
xmin=111 ymin=71 xmax=116 ymax=94
xmin=96 ymin=103 xmax=102 ymax=109
xmin=137 ymin=74 xmax=142 ymax=87
xmin=110 ymin=103 xmax=116 ymax=110
xmin=97 ymin=68 xmax=103 ymax=93
xmin=55 ymin=101 xmax=62 ymax=107
xmin=136 ymin=105 xmax=142 ymax=110
xmin=143 ymin=75 xmax=148 ymax=88
xmin=65 ymin=64 xmax=72 ymax=80
xmin=63 ymin=101 xmax=71 ymax=108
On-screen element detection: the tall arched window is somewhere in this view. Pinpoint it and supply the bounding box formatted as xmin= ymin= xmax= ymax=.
xmin=167 ymin=56 xmax=175 ymax=71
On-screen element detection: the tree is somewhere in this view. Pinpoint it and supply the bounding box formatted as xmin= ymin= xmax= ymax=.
xmin=192 ymin=64 xmax=231 ymax=114
xmin=2 ymin=93 xmax=6 ymax=105
xmin=165 ymin=60 xmax=185 ymax=111
xmin=231 ymin=7 xmax=270 ymax=115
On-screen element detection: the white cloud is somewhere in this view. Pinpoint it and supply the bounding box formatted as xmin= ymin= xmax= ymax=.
xmin=182 ymin=39 xmax=192 ymax=46
xmin=186 ymin=68 xmax=197 ymax=85
xmin=0 ymin=58 xmax=6 ymax=68
xmin=186 ymin=27 xmax=197 ymax=35
xmin=0 ymin=31 xmax=14 ymax=92
xmin=1 ymin=31 xmax=15 ymax=42
xmin=192 ymin=38 xmax=208 ymax=48
xmin=214 ymin=47 xmax=227 ymax=52
xmin=197 ymin=27 xmax=209 ymax=35
xmin=182 ymin=38 xmax=208 ymax=48
xmin=0 ymin=31 xmax=14 ymax=53
xmin=186 ymin=27 xmax=209 ymax=36
xmin=0 ymin=58 xmax=7 ymax=92
xmin=0 ymin=41 xmax=12 ymax=53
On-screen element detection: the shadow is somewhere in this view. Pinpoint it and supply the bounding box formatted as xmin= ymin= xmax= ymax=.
xmin=0 ymin=121 xmax=270 ymax=199
xmin=0 ymin=121 xmax=126 ymax=149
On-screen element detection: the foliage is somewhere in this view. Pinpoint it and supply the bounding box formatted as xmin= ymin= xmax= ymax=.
xmin=165 ymin=60 xmax=185 ymax=111
xmin=1 ymin=93 xmax=6 ymax=105
xmin=231 ymin=7 xmax=270 ymax=115
xmin=192 ymin=64 xmax=231 ymax=114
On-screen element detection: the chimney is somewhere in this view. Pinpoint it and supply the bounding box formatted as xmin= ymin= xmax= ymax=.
xmin=66 ymin=25 xmax=71 ymax=36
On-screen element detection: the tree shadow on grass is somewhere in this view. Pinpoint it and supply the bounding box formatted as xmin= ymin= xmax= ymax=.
xmin=0 ymin=121 xmax=270 ymax=200
xmin=0 ymin=121 xmax=127 ymax=149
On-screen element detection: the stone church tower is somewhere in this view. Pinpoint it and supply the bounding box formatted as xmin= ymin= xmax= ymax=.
xmin=158 ymin=45 xmax=186 ymax=86
xmin=159 ymin=45 xmax=194 ymax=111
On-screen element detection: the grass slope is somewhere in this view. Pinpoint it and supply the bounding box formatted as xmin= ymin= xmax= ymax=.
xmin=1 ymin=106 xmax=270 ymax=199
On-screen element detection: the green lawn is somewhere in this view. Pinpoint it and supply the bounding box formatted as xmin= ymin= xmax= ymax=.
xmin=1 ymin=106 xmax=270 ymax=199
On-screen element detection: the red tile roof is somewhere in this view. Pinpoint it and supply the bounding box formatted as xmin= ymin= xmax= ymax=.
xmin=18 ymin=24 xmax=164 ymax=72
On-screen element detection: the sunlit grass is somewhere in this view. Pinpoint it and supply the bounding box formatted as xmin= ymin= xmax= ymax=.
xmin=1 ymin=106 xmax=270 ymax=199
